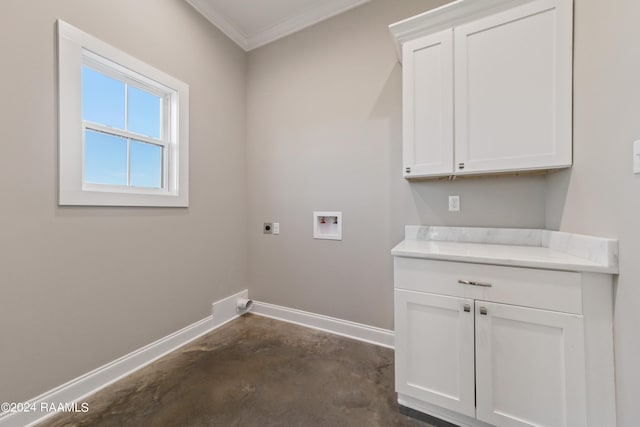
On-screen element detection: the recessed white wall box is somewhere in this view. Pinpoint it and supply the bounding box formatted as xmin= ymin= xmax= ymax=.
xmin=313 ymin=211 xmax=342 ymax=240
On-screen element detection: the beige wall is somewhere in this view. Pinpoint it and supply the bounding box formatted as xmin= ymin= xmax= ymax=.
xmin=6 ymin=1 xmax=637 ymax=425
xmin=0 ymin=0 xmax=247 ymax=403
xmin=546 ymin=0 xmax=640 ymax=424
xmin=246 ymin=0 xmax=547 ymax=330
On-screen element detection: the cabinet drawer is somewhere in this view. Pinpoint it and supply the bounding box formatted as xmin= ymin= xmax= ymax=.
xmin=394 ymin=257 xmax=582 ymax=314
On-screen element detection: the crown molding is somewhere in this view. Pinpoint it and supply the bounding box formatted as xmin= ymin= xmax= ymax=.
xmin=186 ymin=0 xmax=249 ymax=50
xmin=187 ymin=0 xmax=370 ymax=52
xmin=246 ymin=0 xmax=371 ymax=50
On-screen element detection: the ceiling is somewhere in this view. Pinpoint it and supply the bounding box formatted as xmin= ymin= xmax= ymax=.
xmin=186 ymin=0 xmax=371 ymax=51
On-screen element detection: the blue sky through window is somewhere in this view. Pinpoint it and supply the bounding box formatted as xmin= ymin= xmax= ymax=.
xmin=128 ymin=86 xmax=161 ymax=139
xmin=82 ymin=67 xmax=125 ymax=129
xmin=85 ymin=130 xmax=128 ymax=186
xmin=131 ymin=141 xmax=162 ymax=188
xmin=82 ymin=65 xmax=162 ymax=189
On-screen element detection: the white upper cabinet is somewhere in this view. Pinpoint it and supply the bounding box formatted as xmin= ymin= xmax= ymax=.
xmin=403 ymin=29 xmax=454 ymax=177
xmin=454 ymin=0 xmax=572 ymax=174
xmin=391 ymin=0 xmax=573 ymax=179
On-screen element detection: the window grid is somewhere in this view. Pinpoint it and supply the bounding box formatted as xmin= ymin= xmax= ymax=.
xmin=81 ymin=53 xmax=169 ymax=191
xmin=82 ymin=124 xmax=166 ymax=189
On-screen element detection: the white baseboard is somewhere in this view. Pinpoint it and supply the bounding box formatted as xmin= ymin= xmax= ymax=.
xmin=211 ymin=289 xmax=248 ymax=323
xmin=0 ymin=289 xmax=248 ymax=427
xmin=251 ymin=300 xmax=394 ymax=349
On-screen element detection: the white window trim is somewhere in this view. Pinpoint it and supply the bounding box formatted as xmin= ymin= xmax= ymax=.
xmin=57 ymin=20 xmax=189 ymax=207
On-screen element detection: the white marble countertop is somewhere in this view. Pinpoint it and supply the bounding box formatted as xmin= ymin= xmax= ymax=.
xmin=391 ymin=226 xmax=619 ymax=274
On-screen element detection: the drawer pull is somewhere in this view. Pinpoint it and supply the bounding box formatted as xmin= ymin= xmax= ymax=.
xmin=463 ymin=304 xmax=471 ymax=312
xmin=480 ymin=306 xmax=488 ymax=315
xmin=458 ymin=279 xmax=492 ymax=288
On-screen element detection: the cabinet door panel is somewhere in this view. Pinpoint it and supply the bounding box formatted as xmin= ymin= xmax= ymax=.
xmin=403 ymin=29 xmax=454 ymax=177
xmin=454 ymin=0 xmax=572 ymax=174
xmin=475 ymin=302 xmax=587 ymax=427
xmin=395 ymin=289 xmax=475 ymax=417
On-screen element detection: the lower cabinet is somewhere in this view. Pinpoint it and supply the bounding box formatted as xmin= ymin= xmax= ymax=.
xmin=395 ymin=290 xmax=475 ymax=417
xmin=395 ymin=288 xmax=588 ymax=427
xmin=474 ymin=301 xmax=587 ymax=427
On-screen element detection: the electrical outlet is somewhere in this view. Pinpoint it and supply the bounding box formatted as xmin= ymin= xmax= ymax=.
xmin=449 ymin=195 xmax=460 ymax=212
xmin=263 ymin=223 xmax=273 ymax=234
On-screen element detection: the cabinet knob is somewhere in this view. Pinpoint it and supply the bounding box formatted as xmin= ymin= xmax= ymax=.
xmin=463 ymin=304 xmax=471 ymax=312
xmin=479 ymin=307 xmax=488 ymax=315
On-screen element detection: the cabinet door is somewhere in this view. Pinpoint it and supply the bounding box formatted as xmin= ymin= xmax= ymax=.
xmin=395 ymin=289 xmax=475 ymax=417
xmin=402 ymin=29 xmax=454 ymax=178
xmin=475 ymin=302 xmax=587 ymax=427
xmin=454 ymin=0 xmax=572 ymax=174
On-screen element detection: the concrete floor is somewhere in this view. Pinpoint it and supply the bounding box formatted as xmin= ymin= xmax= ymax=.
xmin=40 ymin=314 xmax=431 ymax=427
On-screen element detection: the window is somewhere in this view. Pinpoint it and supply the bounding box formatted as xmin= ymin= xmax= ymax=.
xmin=58 ymin=20 xmax=189 ymax=206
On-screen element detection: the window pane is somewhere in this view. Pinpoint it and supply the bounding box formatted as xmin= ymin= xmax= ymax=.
xmin=130 ymin=140 xmax=162 ymax=188
xmin=84 ymin=130 xmax=128 ymax=186
xmin=128 ymin=86 xmax=161 ymax=139
xmin=82 ymin=66 xmax=125 ymax=129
